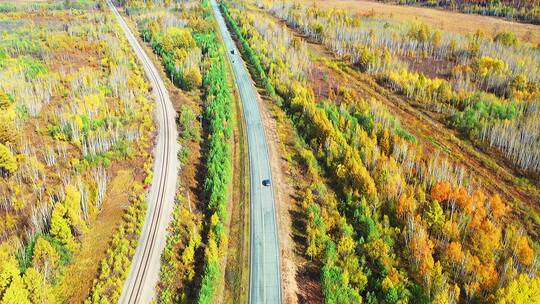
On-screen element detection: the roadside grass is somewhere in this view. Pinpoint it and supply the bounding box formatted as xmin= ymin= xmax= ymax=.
xmin=211 ymin=6 xmax=251 ymax=303
xmin=221 ymin=67 xmax=250 ymax=304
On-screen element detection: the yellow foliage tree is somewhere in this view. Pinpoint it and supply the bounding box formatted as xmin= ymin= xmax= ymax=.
xmin=0 ymin=91 xmax=11 ymax=111
xmin=0 ymin=244 xmax=20 ymax=297
xmin=495 ymin=274 xmax=540 ymax=304
xmin=63 ymin=185 xmax=86 ymax=234
xmin=161 ymin=27 xmax=196 ymax=54
xmin=0 ymin=276 xmax=30 ymax=304
xmin=0 ymin=117 xmax=16 ymax=145
xmin=32 ymin=238 xmax=60 ymax=281
xmin=50 ymin=203 xmax=77 ymax=251
xmin=515 ymin=236 xmax=534 ymax=267
xmin=0 ymin=143 xmax=17 ymax=176
xmin=23 ymin=268 xmax=56 ymax=304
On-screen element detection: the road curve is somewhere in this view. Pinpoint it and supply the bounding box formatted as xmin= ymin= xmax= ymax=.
xmin=211 ymin=1 xmax=282 ymax=303
xmin=107 ymin=1 xmax=178 ymax=303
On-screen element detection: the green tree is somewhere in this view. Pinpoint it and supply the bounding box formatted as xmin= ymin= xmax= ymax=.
xmin=179 ymin=105 xmax=199 ymax=140
xmin=306 ymin=202 xmax=327 ymax=259
xmin=321 ymin=241 xmax=362 ymax=304
xmin=494 ymin=31 xmax=518 ymax=46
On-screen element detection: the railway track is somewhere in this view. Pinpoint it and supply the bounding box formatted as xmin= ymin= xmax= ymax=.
xmin=106 ymin=1 xmax=178 ymax=303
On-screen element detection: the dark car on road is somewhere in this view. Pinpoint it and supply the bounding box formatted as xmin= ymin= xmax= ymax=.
xmin=262 ymin=179 xmax=271 ymax=186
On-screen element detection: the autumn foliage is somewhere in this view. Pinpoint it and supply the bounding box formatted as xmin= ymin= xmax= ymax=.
xmin=221 ymin=0 xmax=539 ymax=302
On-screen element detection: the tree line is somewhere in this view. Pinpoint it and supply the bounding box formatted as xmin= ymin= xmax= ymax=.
xmin=376 ymin=0 xmax=540 ymax=24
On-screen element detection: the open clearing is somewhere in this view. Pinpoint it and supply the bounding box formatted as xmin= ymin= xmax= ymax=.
xmin=300 ymin=0 xmax=540 ymax=44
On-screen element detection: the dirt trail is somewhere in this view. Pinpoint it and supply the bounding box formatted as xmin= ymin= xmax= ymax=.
xmin=257 ymin=8 xmax=540 ymax=237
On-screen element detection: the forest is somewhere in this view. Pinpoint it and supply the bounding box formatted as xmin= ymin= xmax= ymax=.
xmin=264 ymin=0 xmax=540 ymax=181
xmin=0 ymin=0 xmax=157 ymax=302
xmin=219 ymin=0 xmax=539 ymax=302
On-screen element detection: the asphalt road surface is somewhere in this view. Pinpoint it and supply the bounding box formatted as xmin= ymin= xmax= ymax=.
xmin=107 ymin=1 xmax=179 ymax=303
xmin=211 ymin=1 xmax=282 ymax=303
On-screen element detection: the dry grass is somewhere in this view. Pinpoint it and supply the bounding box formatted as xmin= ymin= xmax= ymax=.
xmin=299 ymin=0 xmax=540 ymax=44
xmin=56 ymin=169 xmax=135 ymax=302
xmin=221 ymin=48 xmax=250 ymax=304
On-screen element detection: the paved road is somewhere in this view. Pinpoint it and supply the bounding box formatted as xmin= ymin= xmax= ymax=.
xmin=211 ymin=1 xmax=282 ymax=303
xmin=107 ymin=1 xmax=178 ymax=303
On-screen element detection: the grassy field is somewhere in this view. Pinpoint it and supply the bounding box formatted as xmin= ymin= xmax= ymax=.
xmin=299 ymin=0 xmax=540 ymax=44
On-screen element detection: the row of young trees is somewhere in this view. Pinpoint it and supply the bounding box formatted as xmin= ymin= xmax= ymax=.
xmin=194 ymin=1 xmax=234 ymax=302
xmin=220 ymin=1 xmax=538 ymax=302
xmin=85 ymin=194 xmax=147 ymax=303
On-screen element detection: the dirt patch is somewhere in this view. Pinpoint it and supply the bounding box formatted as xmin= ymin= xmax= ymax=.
xmin=309 ymin=63 xmax=342 ymax=101
xmin=301 ymin=0 xmax=540 ymax=44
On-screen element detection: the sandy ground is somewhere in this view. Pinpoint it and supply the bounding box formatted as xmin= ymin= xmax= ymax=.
xmin=300 ymin=0 xmax=540 ymax=44
xmin=256 ymin=92 xmax=300 ymax=303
